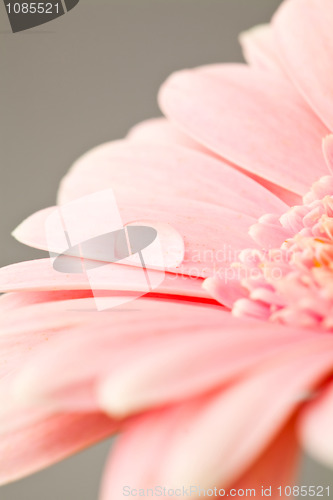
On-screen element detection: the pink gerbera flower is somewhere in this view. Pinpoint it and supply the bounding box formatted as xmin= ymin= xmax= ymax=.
xmin=1 ymin=0 xmax=333 ymax=497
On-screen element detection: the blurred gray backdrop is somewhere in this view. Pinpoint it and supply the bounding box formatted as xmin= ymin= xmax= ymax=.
xmin=1 ymin=0 xmax=332 ymax=498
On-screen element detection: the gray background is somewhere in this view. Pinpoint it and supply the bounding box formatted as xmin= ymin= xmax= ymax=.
xmin=1 ymin=0 xmax=332 ymax=498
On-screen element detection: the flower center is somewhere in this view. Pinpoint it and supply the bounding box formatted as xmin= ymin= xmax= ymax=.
xmin=232 ymin=177 xmax=333 ymax=330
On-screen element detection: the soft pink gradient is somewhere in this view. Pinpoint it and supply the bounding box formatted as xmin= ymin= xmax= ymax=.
xmin=1 ymin=0 xmax=333 ymax=497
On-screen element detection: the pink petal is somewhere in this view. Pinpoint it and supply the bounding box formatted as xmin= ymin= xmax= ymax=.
xmin=159 ymin=64 xmax=329 ymax=195
xmin=249 ymin=213 xmax=293 ymax=247
xmin=142 ymin=341 xmax=333 ymax=489
xmin=0 ymin=258 xmax=210 ymax=300
xmin=273 ymin=0 xmax=333 ymax=131
xmin=0 ymin=295 xmax=114 ymax=417
xmin=323 ymin=135 xmax=333 ymax=175
xmin=239 ymin=24 xmax=286 ymax=75
xmin=0 ymin=294 xmax=118 ymax=484
xmin=231 ymin=420 xmax=299 ymax=499
xmin=99 ymin=407 xmax=185 ymax=500
xmin=58 ymin=141 xmax=287 ymax=218
xmin=0 ymin=295 xmax=135 ymax=416
xmin=203 ymin=276 xmax=248 ymax=309
xmin=303 ymin=175 xmax=333 ymax=204
xmin=0 ymin=295 xmax=101 ymax=339
xmin=100 ymin=338 xmax=333 ymax=495
xmin=129 ymin=119 xmax=300 ymax=207
xmin=299 ymin=381 xmax=333 ymax=469
xmin=0 ymin=289 xmax=93 ymax=311
xmin=96 ymin=324 xmax=323 ymax=418
xmin=249 ymin=175 xmax=302 ymax=207
xmin=12 ymin=206 xmax=55 ymax=251
xmin=127 ymin=117 xmax=212 ymax=153
xmin=0 ymin=410 xmax=116 ymax=485
xmin=10 ymin=300 xmax=226 ymax=412
xmin=10 ymin=297 xmax=331 ymax=421
xmin=232 ymin=298 xmax=271 ymax=321
xmin=3 ymin=298 xmax=219 ymax=411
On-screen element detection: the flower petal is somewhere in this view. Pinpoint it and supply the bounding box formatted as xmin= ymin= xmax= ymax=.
xmin=10 ymin=297 xmax=331 ymax=422
xmin=97 ymin=325 xmax=322 ymax=418
xmin=230 ymin=419 xmax=299 ymax=499
xmin=203 ymin=276 xmax=248 ymax=309
xmin=323 ymin=135 xmax=333 ymax=175
xmin=299 ymin=381 xmax=333 ymax=469
xmin=127 ymin=117 xmax=212 ymax=153
xmin=239 ymin=24 xmax=286 ymax=75
xmin=0 ymin=410 xmax=116 ymax=485
xmin=154 ymin=341 xmax=333 ymax=490
xmin=159 ymin=64 xmax=329 ymax=195
xmin=58 ymin=141 xmax=287 ymax=218
xmin=0 ymin=259 xmax=210 ymax=301
xmin=273 ymin=0 xmax=333 ymax=131
xmin=0 ymin=293 xmax=118 ymax=485
xmin=10 ymin=300 xmax=226 ymax=412
xmin=0 ymin=295 xmax=111 ymax=418
xmin=100 ymin=337 xmax=333 ymax=496
xmin=129 ymin=119 xmax=301 ymax=207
